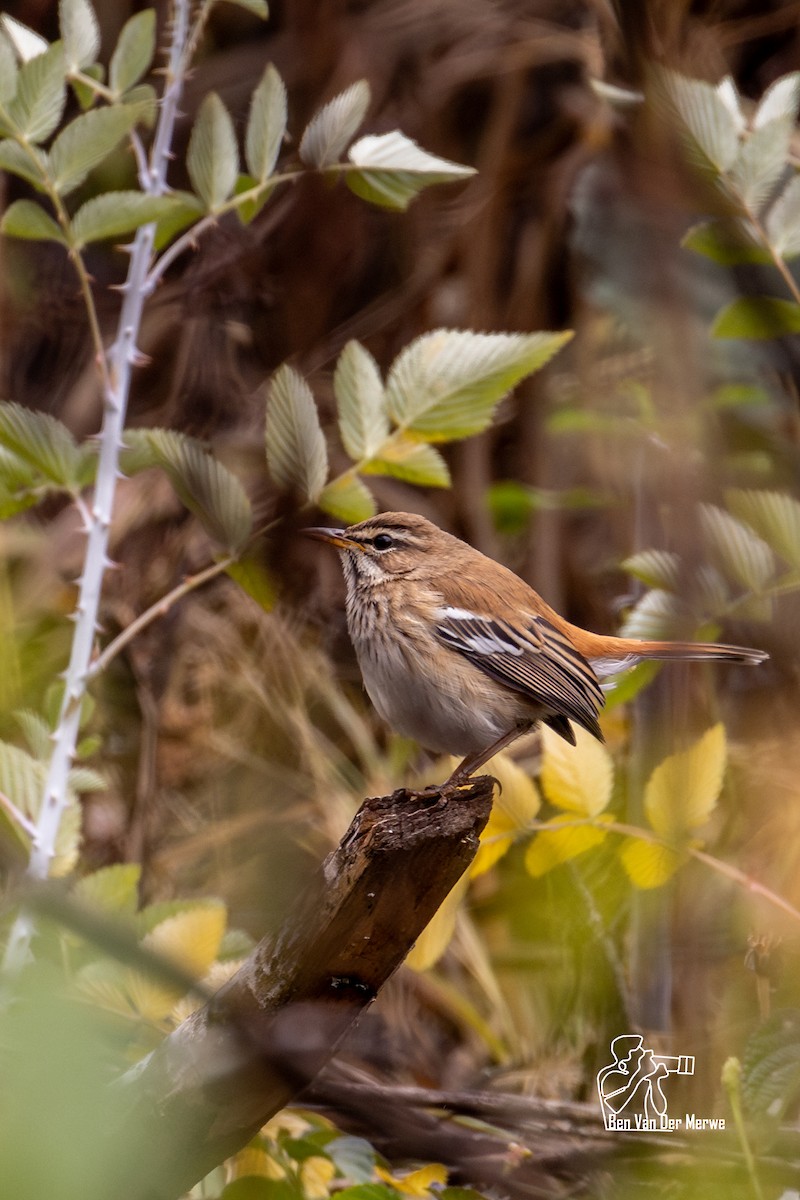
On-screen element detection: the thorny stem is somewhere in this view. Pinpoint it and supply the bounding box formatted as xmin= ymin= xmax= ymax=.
xmin=2 ymin=0 xmax=194 ymax=976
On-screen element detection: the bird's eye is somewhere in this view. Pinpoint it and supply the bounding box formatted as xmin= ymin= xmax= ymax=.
xmin=373 ymin=533 xmax=394 ymax=550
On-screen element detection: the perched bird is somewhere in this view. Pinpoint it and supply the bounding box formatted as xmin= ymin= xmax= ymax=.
xmin=305 ymin=512 xmax=767 ymax=782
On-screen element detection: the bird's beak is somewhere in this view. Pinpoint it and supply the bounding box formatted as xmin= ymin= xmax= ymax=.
xmin=302 ymin=526 xmax=360 ymax=550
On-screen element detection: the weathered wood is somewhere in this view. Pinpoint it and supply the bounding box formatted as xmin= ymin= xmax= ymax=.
xmin=116 ymin=779 xmax=494 ymax=1200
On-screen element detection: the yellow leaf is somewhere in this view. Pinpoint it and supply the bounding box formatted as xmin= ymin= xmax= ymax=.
xmin=125 ymin=901 xmax=228 ymax=1023
xmin=619 ymin=837 xmax=684 ymax=888
xmin=405 ymin=872 xmax=469 ymax=971
xmin=471 ymin=753 xmax=541 ymax=877
xmin=524 ymin=814 xmax=610 ymax=877
xmin=540 ymin=723 xmax=614 ymax=816
xmin=376 ymin=1164 xmax=448 ymax=1196
xmin=300 ymin=1156 xmax=337 ymax=1199
xmin=644 ymin=724 xmax=726 ymax=841
xmin=231 ymin=1147 xmax=286 ymax=1180
xmin=171 ymin=958 xmax=243 ymax=1025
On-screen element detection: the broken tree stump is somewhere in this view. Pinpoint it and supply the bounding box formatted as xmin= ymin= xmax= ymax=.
xmin=117 ymin=778 xmax=494 ymax=1200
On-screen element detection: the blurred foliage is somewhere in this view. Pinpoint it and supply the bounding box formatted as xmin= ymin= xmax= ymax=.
xmin=2 ymin=0 xmax=800 ymax=1198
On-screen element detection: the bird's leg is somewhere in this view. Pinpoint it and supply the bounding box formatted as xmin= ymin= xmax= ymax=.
xmin=444 ymin=721 xmax=534 ymax=786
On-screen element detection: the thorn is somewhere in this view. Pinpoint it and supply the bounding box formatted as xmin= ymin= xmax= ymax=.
xmin=102 ymin=556 xmax=120 ymax=572
xmin=129 ymin=348 xmax=152 ymax=368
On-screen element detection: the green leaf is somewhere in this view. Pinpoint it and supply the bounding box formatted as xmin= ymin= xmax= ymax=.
xmin=701 ymin=503 xmax=775 ymax=593
xmin=0 ymin=15 xmax=48 ymax=62
xmin=326 ymin=1137 xmax=378 ymax=1185
xmin=385 ymin=328 xmax=573 ymax=440
xmin=71 ymin=191 xmax=185 ymax=246
xmin=49 ymin=105 xmax=142 ymax=195
xmin=661 ymin=71 xmax=741 ymax=173
xmin=0 ymin=740 xmax=81 ymax=875
xmin=362 ymin=437 xmax=450 ymax=486
xmin=68 ymin=765 xmax=106 ymax=793
xmin=7 ymin=42 xmax=66 ymax=142
xmin=1 ymin=199 xmax=66 ymax=244
xmin=70 ymin=60 xmax=104 ymax=110
xmin=334 ymin=339 xmax=388 ymax=459
xmin=300 ymin=80 xmax=370 ymax=168
xmin=619 ymin=588 xmax=685 ymax=641
xmin=123 ymin=429 xmax=253 ymax=553
xmin=245 ymin=63 xmax=287 ymax=181
xmin=318 ymin=473 xmax=376 ymax=523
xmin=14 ymin=709 xmax=52 ymax=760
xmin=766 ymin=175 xmax=800 ymax=260
xmin=540 ymin=723 xmax=614 ymax=817
xmin=223 ymin=0 xmax=269 ymax=15
xmin=0 ymin=33 xmax=19 ymax=103
xmin=0 ymin=401 xmax=82 ymax=486
xmin=347 ymin=130 xmax=475 ymax=210
xmin=225 ymin=557 xmax=276 ymax=611
xmin=109 ymin=9 xmax=155 ymax=96
xmin=152 ymin=189 xmax=204 ymax=250
xmin=730 ymin=117 xmax=793 ymax=212
xmin=60 ymin=0 xmax=100 ymax=72
xmin=265 ymin=365 xmax=329 ymax=503
xmin=725 ymin=488 xmax=800 ymax=569
xmin=73 ymin=863 xmax=141 ymax=915
xmin=754 ymin=71 xmax=800 ymax=129
xmin=622 ymin=549 xmax=682 ymax=591
xmin=645 ymin=723 xmax=726 ymax=841
xmin=187 ymin=92 xmax=239 ymax=211
xmin=712 ymin=296 xmax=800 ymax=340
xmin=682 ymin=219 xmax=771 ymax=265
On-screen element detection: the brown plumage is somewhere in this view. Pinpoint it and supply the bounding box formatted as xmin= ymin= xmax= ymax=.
xmin=306 ymin=512 xmax=767 ymax=780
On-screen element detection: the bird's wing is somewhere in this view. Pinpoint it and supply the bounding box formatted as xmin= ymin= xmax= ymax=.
xmin=434 ymin=608 xmax=605 ymax=742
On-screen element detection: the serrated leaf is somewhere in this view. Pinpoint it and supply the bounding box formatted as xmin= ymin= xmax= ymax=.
xmin=540 ymin=723 xmax=613 ymax=816
xmin=524 ymin=815 xmax=610 ymax=878
xmin=124 ymin=429 xmax=252 ymax=553
xmin=716 ymin=76 xmax=746 ymax=134
xmin=109 ymin=9 xmax=155 ymax=96
xmin=73 ymin=862 xmax=141 ymax=914
xmin=725 ymin=488 xmax=800 ymax=569
xmin=405 ymin=873 xmax=468 ymax=972
xmin=681 ymin=219 xmax=771 ymax=265
xmin=0 ymin=15 xmax=48 ymax=62
xmin=318 ymin=473 xmax=376 ymax=523
xmin=766 ymin=175 xmax=800 ymax=259
xmin=712 ymin=296 xmax=800 ymax=339
xmin=326 ymin=1137 xmax=378 ymax=1185
xmin=701 ymin=503 xmax=775 ymax=592
xmin=0 ymin=138 xmax=49 ymax=188
xmin=661 ymin=71 xmax=740 ymax=173
xmin=152 ymin=188 xmax=204 ymax=250
xmin=470 ymin=754 xmax=541 ymax=877
xmin=754 ymin=72 xmax=800 ymax=129
xmin=622 ymin=549 xmax=682 ymax=591
xmin=68 ymin=765 xmax=106 ymax=792
xmin=60 ymin=0 xmax=100 ymax=71
xmin=49 ymin=105 xmax=142 ymax=195
xmin=645 ymin=723 xmax=726 ymax=841
xmin=619 ymin=838 xmax=683 ymax=889
xmin=0 ymin=740 xmax=80 ymax=875
xmin=385 ymin=329 xmax=572 ymax=440
xmin=188 ymin=92 xmax=239 ymax=210
xmin=346 ymin=130 xmax=475 ymax=210
xmin=300 ymin=80 xmax=370 ymax=168
xmin=265 ymin=365 xmax=329 ymax=502
xmin=0 ymin=34 xmax=19 ymax=102
xmin=127 ymin=902 xmax=227 ymax=1021
xmin=334 ymin=339 xmax=388 ymax=459
xmin=730 ymin=117 xmax=793 ymax=212
xmin=619 ymin=588 xmax=685 ymax=640
xmin=0 ymin=401 xmax=81 ymax=486
xmin=362 ymin=437 xmax=450 ymax=486
xmin=245 ymin=63 xmax=287 ymax=181
xmin=14 ymin=709 xmax=51 ymax=760
xmin=71 ymin=191 xmax=184 ymax=246
xmin=7 ymin=42 xmax=66 ymax=142
xmin=1 ymin=199 xmax=66 ymax=244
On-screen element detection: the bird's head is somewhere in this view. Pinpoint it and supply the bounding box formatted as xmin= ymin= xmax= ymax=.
xmin=304 ymin=512 xmax=450 ymax=586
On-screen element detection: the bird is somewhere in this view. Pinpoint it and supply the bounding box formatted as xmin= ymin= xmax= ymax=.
xmin=305 ymin=512 xmax=768 ymax=783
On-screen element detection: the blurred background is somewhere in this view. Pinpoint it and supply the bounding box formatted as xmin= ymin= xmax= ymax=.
xmin=2 ymin=0 xmax=800 ymax=1193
